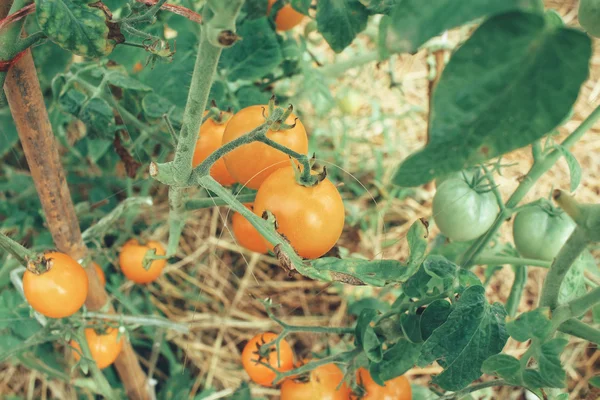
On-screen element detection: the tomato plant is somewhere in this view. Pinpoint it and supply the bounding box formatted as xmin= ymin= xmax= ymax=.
xmin=22 ymin=252 xmax=88 ymax=319
xmin=253 ymin=166 xmax=345 ymax=259
xmin=432 ymin=177 xmax=498 ymax=242
xmin=241 ymin=332 xmax=294 ymax=387
xmin=232 ymin=205 xmax=269 ymax=254
xmin=222 ymin=105 xmax=308 ymax=190
xmin=192 ymin=112 xmax=236 ymax=186
xmin=71 ymin=327 xmax=124 ymax=369
xmin=0 ymin=0 xmax=599 ymax=399
xmin=280 ymin=363 xmax=351 ymax=400
xmin=512 ymin=200 xmax=576 ymax=261
xmin=119 ymin=239 xmax=167 ymax=284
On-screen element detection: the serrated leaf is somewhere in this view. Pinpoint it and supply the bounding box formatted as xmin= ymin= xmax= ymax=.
xmin=420 ymin=300 xmax=452 ymax=340
xmin=457 ymin=268 xmax=482 ymax=294
xmin=355 ymin=309 xmax=383 ymax=362
xmin=142 ymin=93 xmax=173 ymax=119
xmin=523 ymin=369 xmax=546 ymax=388
xmin=79 ymin=97 xmax=114 ymax=140
xmin=537 ymin=338 xmax=567 ymax=388
xmin=418 ymin=285 xmax=508 ymax=391
xmin=385 ymin=0 xmax=541 ymax=54
xmin=370 ymin=339 xmax=421 ymax=384
xmin=590 ymin=375 xmax=600 ymax=388
xmin=558 ymin=252 xmax=588 ymax=305
xmin=506 ymin=308 xmax=553 ymax=342
xmin=394 ymin=12 xmax=592 ymax=187
xmin=106 ymin=72 xmax=152 ymax=92
xmin=222 ymin=18 xmax=283 ymax=81
xmin=312 ymin=257 xmax=406 ymax=286
xmin=316 ymin=0 xmax=369 ymax=53
xmin=481 ymin=354 xmax=522 ymax=385
xmin=59 ymin=89 xmax=88 ymax=115
xmin=404 ymin=219 xmax=429 ymax=279
xmin=36 ymin=0 xmax=118 ymax=58
xmin=404 ymin=256 xmax=457 ymax=298
xmin=556 ymin=145 xmax=582 ymax=192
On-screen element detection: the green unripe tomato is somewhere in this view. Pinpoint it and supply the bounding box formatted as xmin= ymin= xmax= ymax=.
xmin=432 ymin=178 xmax=498 ymax=242
xmin=512 ymin=204 xmax=576 ymax=261
xmin=579 ymin=0 xmax=600 ymax=38
xmin=337 ymin=90 xmax=364 ymax=115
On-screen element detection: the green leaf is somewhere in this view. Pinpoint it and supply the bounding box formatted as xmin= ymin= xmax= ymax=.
xmin=361 ymin=0 xmax=397 ymax=14
xmin=369 ymin=339 xmax=421 ymax=384
xmin=316 ymin=0 xmax=369 ymax=53
xmin=506 ymin=308 xmax=552 ymax=342
xmin=418 ymin=285 xmax=508 ymax=391
xmin=523 ymin=369 xmax=546 ymax=388
xmin=404 ymin=219 xmax=429 ymax=279
xmin=312 ymin=257 xmax=406 ymax=286
xmin=403 ymin=256 xmax=457 ymax=298
xmin=142 ymin=93 xmax=173 ymax=120
xmin=420 ymin=300 xmax=452 ymax=340
xmin=355 ymin=309 xmax=383 ymax=362
xmin=291 ymin=0 xmax=312 ymax=14
xmin=385 ymin=0 xmax=541 ymax=54
xmin=481 ymin=354 xmax=522 ymax=385
xmin=79 ymin=97 xmax=115 ymax=140
xmin=393 ymin=12 xmax=592 ymax=187
xmin=456 ymin=269 xmax=482 ymax=294
xmin=558 ymin=248 xmax=589 ymax=304
xmin=36 ymin=0 xmax=120 ymax=58
xmin=86 ymin=138 xmax=112 ymax=163
xmin=556 ymin=145 xmax=582 ymax=192
xmin=244 ymin=0 xmax=269 ymax=19
xmin=590 ymin=375 xmax=600 ymax=389
xmin=348 ymin=298 xmax=391 ymax=316
xmin=236 ymin=86 xmax=273 ymax=109
xmin=537 ymin=338 xmax=568 ymax=388
xmin=229 ymin=382 xmax=252 ymax=400
xmin=59 ymin=89 xmax=88 ymax=115
xmin=400 ymin=313 xmax=423 ymax=343
xmin=106 ymin=71 xmax=152 ymax=92
xmin=222 ymin=18 xmax=283 ymax=81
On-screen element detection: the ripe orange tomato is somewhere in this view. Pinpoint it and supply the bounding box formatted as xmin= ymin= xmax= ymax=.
xmin=253 ymin=166 xmax=345 ymax=259
xmin=119 ymin=239 xmax=167 ymax=284
xmin=23 ymin=252 xmax=88 ymax=318
xmin=71 ymin=327 xmax=124 ymax=369
xmin=222 ymin=105 xmax=308 ymax=190
xmin=354 ymin=368 xmax=412 ymax=400
xmin=241 ymin=332 xmax=294 ymax=386
xmin=280 ymin=363 xmax=351 ymax=400
xmin=92 ymin=262 xmax=106 ymax=286
xmin=268 ymin=0 xmax=305 ymax=31
xmin=232 ymin=205 xmax=268 ymax=254
xmin=192 ymin=113 xmax=236 ymax=186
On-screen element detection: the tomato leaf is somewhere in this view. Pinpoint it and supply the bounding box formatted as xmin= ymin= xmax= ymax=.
xmin=558 ymin=252 xmax=589 ymax=305
xmin=105 ymin=71 xmax=152 ymax=92
xmin=403 ymin=256 xmax=458 ymax=298
xmin=481 ymin=354 xmax=523 ymax=386
xmin=506 ymin=308 xmax=553 ymax=342
xmin=311 ymin=258 xmax=406 ymax=286
xmin=400 ymin=313 xmax=423 ymax=343
xmin=536 ymin=338 xmax=568 ymax=388
xmin=393 ymin=12 xmax=592 ymax=187
xmin=316 ymin=0 xmax=369 ymax=53
xmin=244 ymin=0 xmax=269 ymax=19
xmin=221 ymin=18 xmax=283 ymax=81
xmin=419 ymin=300 xmax=452 ymax=340
xmin=0 ymin=108 xmax=19 ymax=159
xmin=590 ymin=375 xmax=600 ymax=389
xmin=361 ymin=0 xmax=397 ymax=15
xmin=556 ymin=145 xmax=582 ymax=192
xmin=291 ymin=0 xmax=312 ymax=14
xmin=369 ymin=339 xmax=421 ymax=384
xmin=384 ymin=0 xmax=542 ymax=54
xmin=354 ymin=309 xmax=383 ymax=362
xmin=79 ymin=97 xmax=115 ymax=140
xmin=236 ymin=86 xmax=273 ymax=110
xmin=142 ymin=93 xmax=173 ymax=120
xmin=418 ymin=285 xmax=508 ymax=391
xmin=36 ymin=0 xmax=118 ymax=58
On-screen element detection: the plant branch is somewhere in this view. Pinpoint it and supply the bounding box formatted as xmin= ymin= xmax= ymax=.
xmin=562 ymin=287 xmax=600 ymax=318
xmin=134 ymin=0 xmax=202 ymax=23
xmin=0 ymin=231 xmax=35 ymax=264
xmin=73 ymin=328 xmax=115 ymax=398
xmin=439 ymin=380 xmax=511 ymax=400
xmin=80 ymin=311 xmax=190 ymax=333
xmin=185 ymin=193 xmax=256 ymax=210
xmin=558 ymin=319 xmax=600 ymax=345
xmin=506 ymin=265 xmax=527 ymax=317
xmin=474 ymin=255 xmax=551 ymax=268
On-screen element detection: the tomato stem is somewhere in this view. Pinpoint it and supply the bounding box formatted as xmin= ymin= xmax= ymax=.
xmin=0 ymin=231 xmax=36 ymax=265
xmin=557 ymin=319 xmax=600 ymax=345
xmin=438 ymin=379 xmax=510 ymax=400
xmin=72 ymin=328 xmax=116 ymax=398
xmin=506 ymin=265 xmax=527 ymax=318
xmin=474 ymin=255 xmax=551 ymax=268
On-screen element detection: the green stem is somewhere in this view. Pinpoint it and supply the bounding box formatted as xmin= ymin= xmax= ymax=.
xmin=540 ymin=227 xmax=589 ymax=310
xmin=562 ymin=287 xmax=600 ymax=318
xmin=116 ymin=0 xmax=167 ymax=23
xmin=185 ymin=193 xmax=256 ymax=210
xmin=0 ymin=231 xmax=35 ymax=265
xmin=13 ymin=31 xmax=45 ymax=53
xmin=482 ymin=164 xmax=505 ymax=211
xmin=474 ymin=255 xmax=551 ymax=268
xmin=258 ymin=136 xmax=313 ymax=183
xmin=506 ymin=265 xmax=527 ymax=317
xmin=81 ymin=197 xmax=152 ymax=242
xmin=557 ymin=319 xmax=600 ymax=345
xmin=73 ymin=328 xmax=115 ymax=399
xmin=461 ymin=104 xmax=600 ymax=267
xmin=274 ymin=348 xmax=361 ymax=384
xmin=319 ymin=50 xmax=380 ymax=78
xmin=438 ymin=380 xmax=510 ymax=400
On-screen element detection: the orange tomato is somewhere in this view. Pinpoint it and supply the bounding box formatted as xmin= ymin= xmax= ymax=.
xmin=268 ymin=0 xmax=305 ymax=31
xmin=241 ymin=332 xmax=294 ymax=386
xmin=71 ymin=327 xmax=124 ymax=369
xmin=280 ymin=363 xmax=352 ymax=400
xmin=232 ymin=205 xmax=269 ymax=254
xmin=92 ymin=262 xmax=106 ymax=286
xmin=119 ymin=239 xmax=167 ymax=284
xmin=253 ymin=166 xmax=345 ymax=259
xmin=354 ymin=368 xmax=412 ymax=400
xmin=23 ymin=252 xmax=88 ymax=318
xmin=222 ymin=105 xmax=308 ymax=190
xmin=192 ymin=113 xmax=236 ymax=186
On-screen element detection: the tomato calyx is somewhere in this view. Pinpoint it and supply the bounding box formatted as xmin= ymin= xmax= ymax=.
xmin=291 ymin=158 xmax=326 ymax=187
xmin=204 ymin=100 xmax=232 ymax=125
xmin=266 ymin=95 xmax=298 ymax=131
xmin=25 ymin=252 xmax=55 ymax=275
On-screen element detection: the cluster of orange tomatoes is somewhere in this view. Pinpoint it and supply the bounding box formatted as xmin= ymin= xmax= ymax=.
xmin=242 ymin=333 xmax=412 ymax=399
xmin=193 ymin=103 xmax=345 ymax=259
